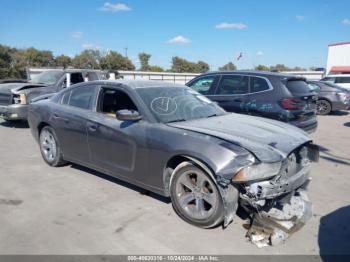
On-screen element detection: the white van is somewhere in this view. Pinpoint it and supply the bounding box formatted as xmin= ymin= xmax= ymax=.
xmin=321 ymin=74 xmax=350 ymax=90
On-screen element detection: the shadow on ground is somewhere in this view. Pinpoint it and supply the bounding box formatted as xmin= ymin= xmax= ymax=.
xmin=329 ymin=111 xmax=349 ymax=116
xmin=344 ymin=122 xmax=350 ymax=127
xmin=70 ymin=164 xmax=172 ymax=204
xmin=319 ymin=205 xmax=350 ymax=258
xmin=0 ymin=120 xmax=29 ymax=129
xmin=318 ymin=145 xmax=350 ymax=166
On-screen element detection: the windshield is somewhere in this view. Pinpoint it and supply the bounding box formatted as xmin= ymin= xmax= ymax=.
xmin=31 ymin=70 xmax=64 ymax=85
xmin=137 ymin=87 xmax=227 ymax=123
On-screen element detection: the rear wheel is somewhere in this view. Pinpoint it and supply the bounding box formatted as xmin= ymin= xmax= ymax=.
xmin=170 ymin=162 xmax=224 ymax=228
xmin=316 ymin=99 xmax=332 ymax=115
xmin=39 ymin=126 xmax=66 ymax=167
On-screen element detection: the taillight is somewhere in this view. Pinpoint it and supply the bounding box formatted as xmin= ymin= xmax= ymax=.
xmin=279 ymin=98 xmax=304 ymax=110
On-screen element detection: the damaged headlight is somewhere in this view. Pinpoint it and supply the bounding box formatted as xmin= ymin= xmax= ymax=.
xmin=232 ymin=161 xmax=282 ymax=182
xmin=13 ymin=93 xmax=27 ymax=105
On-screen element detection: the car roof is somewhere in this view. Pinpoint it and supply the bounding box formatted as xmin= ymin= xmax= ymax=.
xmin=88 ymin=80 xmax=187 ymax=89
xmin=199 ymin=70 xmax=306 ymax=79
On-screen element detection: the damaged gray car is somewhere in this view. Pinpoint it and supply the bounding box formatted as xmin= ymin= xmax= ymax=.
xmin=0 ymin=69 xmax=106 ymax=121
xmin=27 ymin=80 xmax=319 ymax=246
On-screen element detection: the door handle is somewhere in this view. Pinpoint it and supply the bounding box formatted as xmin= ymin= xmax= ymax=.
xmin=88 ymin=124 xmax=97 ymax=132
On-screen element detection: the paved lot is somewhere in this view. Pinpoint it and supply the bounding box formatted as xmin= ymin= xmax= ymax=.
xmin=0 ymin=113 xmax=349 ymax=255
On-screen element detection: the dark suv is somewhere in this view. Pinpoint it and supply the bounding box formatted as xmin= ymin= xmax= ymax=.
xmin=186 ymin=71 xmax=318 ymax=133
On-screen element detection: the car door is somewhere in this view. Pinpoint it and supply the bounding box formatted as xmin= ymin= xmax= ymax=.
xmin=86 ymin=87 xmax=148 ymax=180
xmin=210 ymin=74 xmax=249 ymax=113
xmin=51 ymin=84 xmax=98 ymax=164
xmin=246 ymin=76 xmax=274 ymax=117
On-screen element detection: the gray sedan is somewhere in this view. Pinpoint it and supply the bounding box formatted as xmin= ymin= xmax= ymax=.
xmin=307 ymin=81 xmax=350 ymax=115
xmin=27 ymin=80 xmax=319 ymax=244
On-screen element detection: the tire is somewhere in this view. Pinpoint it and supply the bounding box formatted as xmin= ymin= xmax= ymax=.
xmin=170 ymin=162 xmax=224 ymax=228
xmin=316 ymin=99 xmax=332 ymax=115
xmin=39 ymin=126 xmax=66 ymax=167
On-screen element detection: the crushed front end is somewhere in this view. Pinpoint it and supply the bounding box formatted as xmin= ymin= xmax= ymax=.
xmin=219 ymin=142 xmax=319 ymax=247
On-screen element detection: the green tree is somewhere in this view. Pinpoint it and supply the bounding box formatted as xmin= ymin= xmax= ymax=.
xmin=171 ymin=56 xmax=209 ymax=73
xmin=196 ymin=61 xmax=210 ymax=73
xmin=72 ymin=49 xmax=102 ymax=69
xmin=138 ymin=52 xmax=151 ymax=71
xmin=24 ymin=47 xmax=55 ymax=67
xmin=219 ymin=62 xmax=237 ymax=71
xmin=148 ymin=65 xmax=164 ymax=72
xmin=55 ymin=55 xmax=72 ymax=68
xmin=255 ymin=64 xmax=270 ymax=71
xmin=100 ymin=51 xmax=135 ymax=71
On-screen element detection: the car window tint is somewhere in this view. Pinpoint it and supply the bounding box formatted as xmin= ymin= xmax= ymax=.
xmin=68 ymin=85 xmax=96 ymax=110
xmin=336 ymin=77 xmax=350 ymax=83
xmin=189 ymin=76 xmax=217 ymax=95
xmin=307 ymin=83 xmax=321 ymax=92
xmin=61 ymin=91 xmax=71 ymax=105
xmin=70 ymin=73 xmax=85 ymax=85
xmin=286 ymin=80 xmax=310 ymax=94
xmin=322 ymin=77 xmax=336 ymax=83
xmin=216 ymin=75 xmax=249 ymax=95
xmin=250 ymin=77 xmax=270 ymax=93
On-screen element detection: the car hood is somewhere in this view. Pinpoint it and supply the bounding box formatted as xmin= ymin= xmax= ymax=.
xmin=0 ymin=83 xmax=46 ymax=94
xmin=167 ymin=113 xmax=312 ymax=162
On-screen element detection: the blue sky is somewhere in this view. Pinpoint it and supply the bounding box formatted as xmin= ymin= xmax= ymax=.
xmin=1 ymin=0 xmax=350 ymax=70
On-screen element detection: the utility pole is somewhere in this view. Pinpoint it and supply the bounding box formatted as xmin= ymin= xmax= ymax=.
xmin=124 ymin=47 xmax=128 ymax=70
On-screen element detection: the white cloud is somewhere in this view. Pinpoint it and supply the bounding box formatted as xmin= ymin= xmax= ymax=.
xmin=98 ymin=2 xmax=131 ymax=12
xmin=167 ymin=35 xmax=191 ymax=44
xmin=82 ymin=43 xmax=100 ymax=50
xmin=296 ymin=15 xmax=305 ymax=21
xmin=256 ymin=51 xmax=264 ymax=56
xmin=215 ymin=22 xmax=247 ymax=29
xmin=71 ymin=31 xmax=83 ymax=39
xmin=342 ymin=19 xmax=350 ymax=25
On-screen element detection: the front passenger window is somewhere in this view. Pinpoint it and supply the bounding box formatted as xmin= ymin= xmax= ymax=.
xmin=189 ymin=76 xmax=217 ymax=95
xmin=216 ymin=75 xmax=249 ymax=95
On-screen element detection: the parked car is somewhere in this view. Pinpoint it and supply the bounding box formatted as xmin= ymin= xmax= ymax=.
xmin=186 ymin=71 xmax=318 ymax=133
xmin=0 ymin=69 xmax=107 ymax=121
xmin=307 ymin=81 xmax=350 ymax=115
xmin=28 ymin=80 xmax=318 ymax=243
xmin=321 ymin=74 xmax=350 ymax=90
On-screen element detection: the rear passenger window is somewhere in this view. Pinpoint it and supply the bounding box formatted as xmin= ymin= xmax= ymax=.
xmin=250 ymin=77 xmax=270 ymax=93
xmin=216 ymin=75 xmax=249 ymax=95
xmin=68 ymin=85 xmax=96 ymax=110
xmin=189 ymin=76 xmax=217 ymax=95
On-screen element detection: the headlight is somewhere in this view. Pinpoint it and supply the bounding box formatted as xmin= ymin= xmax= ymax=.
xmin=13 ymin=93 xmax=27 ymax=105
xmin=232 ymin=161 xmax=282 ymax=182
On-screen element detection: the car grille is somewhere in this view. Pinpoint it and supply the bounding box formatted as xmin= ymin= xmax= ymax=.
xmin=0 ymin=93 xmax=12 ymax=106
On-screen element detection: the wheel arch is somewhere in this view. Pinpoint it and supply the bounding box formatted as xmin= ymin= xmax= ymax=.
xmin=162 ymin=154 xmax=217 ymax=197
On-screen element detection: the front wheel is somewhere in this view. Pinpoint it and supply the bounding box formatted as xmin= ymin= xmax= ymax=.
xmin=316 ymin=99 xmax=332 ymax=115
xmin=39 ymin=126 xmax=66 ymax=167
xmin=170 ymin=162 xmax=224 ymax=228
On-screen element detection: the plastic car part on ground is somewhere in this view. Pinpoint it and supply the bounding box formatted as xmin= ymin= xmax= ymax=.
xmin=245 ymin=189 xmax=312 ymax=248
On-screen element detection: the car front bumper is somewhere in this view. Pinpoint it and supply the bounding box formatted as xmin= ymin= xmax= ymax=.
xmin=0 ymin=104 xmax=29 ymax=120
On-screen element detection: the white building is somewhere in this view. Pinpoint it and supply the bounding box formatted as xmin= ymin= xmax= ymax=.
xmin=326 ymin=41 xmax=350 ymax=74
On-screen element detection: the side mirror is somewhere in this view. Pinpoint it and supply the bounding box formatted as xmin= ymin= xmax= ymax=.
xmin=116 ymin=109 xmax=142 ymax=121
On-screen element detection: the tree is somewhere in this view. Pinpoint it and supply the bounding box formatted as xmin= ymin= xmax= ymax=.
xmin=171 ymin=56 xmax=210 ymax=73
xmin=148 ymin=65 xmax=164 ymax=72
xmin=255 ymin=64 xmax=270 ymax=71
xmin=138 ymin=52 xmax=151 ymax=71
xmin=196 ymin=61 xmax=210 ymax=73
xmin=100 ymin=51 xmax=135 ymax=71
xmin=72 ymin=49 xmax=102 ymax=69
xmin=24 ymin=47 xmax=55 ymax=67
xmin=219 ymin=62 xmax=237 ymax=71
xmin=55 ymin=55 xmax=72 ymax=68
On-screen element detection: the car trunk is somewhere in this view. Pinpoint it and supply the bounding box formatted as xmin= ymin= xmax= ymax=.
xmin=282 ymin=78 xmax=317 ymax=122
